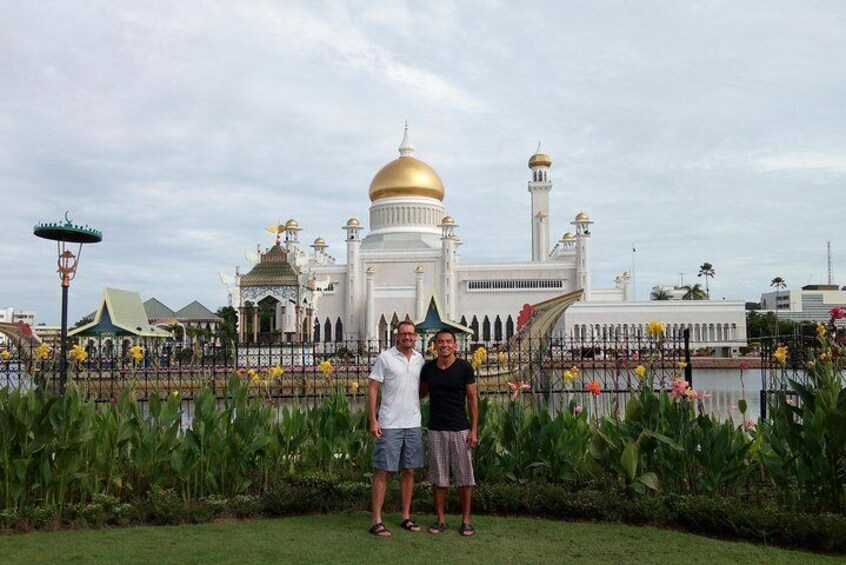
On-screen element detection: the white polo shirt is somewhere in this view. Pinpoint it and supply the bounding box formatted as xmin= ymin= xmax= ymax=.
xmin=368 ymin=346 xmax=424 ymax=429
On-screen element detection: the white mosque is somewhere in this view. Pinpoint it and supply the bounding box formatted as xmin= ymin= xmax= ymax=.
xmin=222 ymin=127 xmax=746 ymax=354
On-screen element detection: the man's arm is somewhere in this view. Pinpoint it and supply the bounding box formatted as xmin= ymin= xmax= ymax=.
xmin=368 ymin=379 xmax=382 ymax=438
xmin=466 ymin=382 xmax=478 ymax=448
xmin=419 ymin=381 xmax=429 ymax=399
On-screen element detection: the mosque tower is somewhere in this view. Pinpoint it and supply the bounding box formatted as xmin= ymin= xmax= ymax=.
xmin=528 ymin=145 xmax=552 ymax=261
xmin=572 ymin=212 xmax=594 ymax=300
xmin=342 ymin=217 xmax=362 ymax=339
xmin=439 ymin=216 xmax=458 ymax=319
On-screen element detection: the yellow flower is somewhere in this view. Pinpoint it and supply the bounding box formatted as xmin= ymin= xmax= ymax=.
xmin=247 ymin=368 xmax=257 ymax=378
xmin=35 ymin=343 xmax=51 ymax=360
xmin=70 ymin=344 xmax=88 ymax=363
xmin=773 ymin=345 xmax=788 ymax=366
xmin=678 ymin=361 xmax=688 ymax=370
xmin=817 ymin=323 xmax=826 ymax=337
xmin=171 ymin=390 xmax=180 ymax=398
xmin=635 ymin=365 xmax=647 ymax=379
xmin=471 ymin=347 xmax=488 ymax=369
xmin=819 ymin=351 xmax=830 ymax=362
xmin=350 ymin=380 xmax=360 ymax=392
xmin=129 ymin=345 xmax=144 ymax=362
xmin=563 ymin=370 xmax=576 ymax=382
xmin=0 ymin=350 xmax=9 ymax=361
xmin=267 ymin=365 xmax=284 ymax=379
xmin=251 ymin=375 xmax=261 ymax=384
xmin=318 ymin=360 xmax=333 ymax=375
xmin=426 ymin=343 xmax=436 ymax=355
xmin=497 ymin=352 xmax=508 ymax=364
xmin=646 ymin=321 xmax=665 ymax=338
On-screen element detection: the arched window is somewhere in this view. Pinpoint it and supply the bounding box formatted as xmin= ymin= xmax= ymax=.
xmin=482 ymin=316 xmax=491 ymax=342
xmin=313 ymin=320 xmax=321 ymax=342
xmin=494 ymin=315 xmax=503 ymax=342
xmin=470 ymin=316 xmax=479 ymax=341
xmin=505 ymin=316 xmax=515 ymax=340
xmin=324 ymin=318 xmax=332 ymax=343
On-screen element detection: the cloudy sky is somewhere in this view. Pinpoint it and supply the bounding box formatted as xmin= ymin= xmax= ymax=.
xmin=2 ymin=1 xmax=843 ymax=325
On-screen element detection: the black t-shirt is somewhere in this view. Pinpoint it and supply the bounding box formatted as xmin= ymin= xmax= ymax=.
xmin=420 ymin=357 xmax=476 ymax=431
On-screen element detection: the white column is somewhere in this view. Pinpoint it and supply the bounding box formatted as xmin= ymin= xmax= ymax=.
xmin=415 ymin=266 xmax=425 ymax=320
xmin=365 ymin=267 xmax=376 ymax=342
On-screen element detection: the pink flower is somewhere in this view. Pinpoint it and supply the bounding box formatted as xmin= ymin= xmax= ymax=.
xmin=700 ymin=390 xmax=712 ymax=399
xmin=745 ymin=419 xmax=756 ymax=431
xmin=669 ymin=378 xmax=690 ymax=401
xmin=830 ymin=306 xmax=846 ymax=320
xmin=573 ymin=404 xmax=583 ymax=416
xmin=507 ymin=380 xmax=530 ymax=399
xmin=739 ymin=360 xmax=749 ymax=371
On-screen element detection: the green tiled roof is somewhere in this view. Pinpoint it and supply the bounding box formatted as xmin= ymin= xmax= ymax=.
xmin=70 ymin=288 xmax=172 ymax=338
xmin=144 ymin=297 xmax=176 ymax=320
xmin=175 ymin=301 xmax=222 ymax=322
xmin=240 ymin=245 xmax=299 ymax=286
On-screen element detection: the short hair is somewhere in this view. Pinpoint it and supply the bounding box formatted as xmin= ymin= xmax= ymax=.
xmin=434 ymin=328 xmax=457 ymax=342
xmin=397 ymin=320 xmax=417 ymax=333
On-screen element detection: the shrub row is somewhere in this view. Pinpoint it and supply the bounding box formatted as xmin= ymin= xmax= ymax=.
xmin=1 ymin=476 xmax=844 ymax=555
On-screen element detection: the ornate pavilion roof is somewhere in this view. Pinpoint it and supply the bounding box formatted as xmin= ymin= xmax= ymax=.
xmin=240 ymin=244 xmax=299 ymax=287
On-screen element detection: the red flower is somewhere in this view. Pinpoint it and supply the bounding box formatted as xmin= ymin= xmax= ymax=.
xmin=830 ymin=306 xmax=846 ymax=320
xmin=739 ymin=360 xmax=749 ymax=371
xmin=585 ymin=380 xmax=602 ymax=396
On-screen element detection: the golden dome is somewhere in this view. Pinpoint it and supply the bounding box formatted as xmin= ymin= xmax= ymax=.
xmin=313 ymin=237 xmax=326 ymax=246
xmin=440 ymin=216 xmax=455 ymax=225
xmin=528 ymin=153 xmax=552 ymax=168
xmin=369 ymin=156 xmax=445 ymax=202
xmin=563 ymin=232 xmax=575 ymax=240
xmin=346 ymin=218 xmax=360 ymax=227
xmin=575 ymin=212 xmax=590 ymax=222
xmin=285 ymin=219 xmax=300 ymax=230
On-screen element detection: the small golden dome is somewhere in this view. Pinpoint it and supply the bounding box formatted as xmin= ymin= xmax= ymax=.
xmin=313 ymin=237 xmax=326 ymax=246
xmin=563 ymin=232 xmax=575 ymax=240
xmin=346 ymin=218 xmax=360 ymax=227
xmin=286 ymin=219 xmax=300 ymax=230
xmin=415 ymin=265 xmax=424 ymax=273
xmin=369 ymin=156 xmax=445 ymax=202
xmin=575 ymin=212 xmax=590 ymax=222
xmin=441 ymin=216 xmax=455 ymax=225
xmin=528 ymin=153 xmax=552 ymax=168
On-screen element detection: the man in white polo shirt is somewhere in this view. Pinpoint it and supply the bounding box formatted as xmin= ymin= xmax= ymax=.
xmin=367 ymin=320 xmax=425 ymax=537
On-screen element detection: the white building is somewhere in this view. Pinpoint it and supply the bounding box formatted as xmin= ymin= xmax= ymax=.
xmin=222 ymin=127 xmax=746 ymax=353
xmin=0 ymin=307 xmax=35 ymax=344
xmin=759 ymin=285 xmax=846 ymax=324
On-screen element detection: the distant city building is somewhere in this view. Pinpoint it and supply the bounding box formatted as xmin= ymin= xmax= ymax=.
xmin=33 ymin=325 xmax=62 ymax=347
xmin=759 ymin=284 xmax=846 ymax=324
xmin=0 ymin=307 xmax=35 ymax=345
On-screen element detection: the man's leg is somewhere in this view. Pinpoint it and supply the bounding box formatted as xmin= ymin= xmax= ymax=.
xmin=371 ymin=469 xmax=389 ymax=527
xmin=458 ymin=485 xmax=473 ymax=524
xmin=400 ymin=468 xmax=414 ymax=520
xmin=433 ymin=485 xmax=448 ymax=524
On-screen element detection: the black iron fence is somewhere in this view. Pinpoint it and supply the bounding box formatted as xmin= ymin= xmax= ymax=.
xmin=7 ymin=332 xmax=836 ymax=421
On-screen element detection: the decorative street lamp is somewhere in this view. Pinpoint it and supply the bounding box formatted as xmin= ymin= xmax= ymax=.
xmin=34 ymin=212 xmax=102 ymax=392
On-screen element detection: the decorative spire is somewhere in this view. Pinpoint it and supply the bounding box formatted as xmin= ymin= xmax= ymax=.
xmin=398 ymin=121 xmax=414 ymax=157
xmin=536 ymin=141 xmax=542 ymax=154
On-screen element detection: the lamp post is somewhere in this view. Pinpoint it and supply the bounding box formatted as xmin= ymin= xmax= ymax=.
xmin=34 ymin=213 xmax=102 ymax=392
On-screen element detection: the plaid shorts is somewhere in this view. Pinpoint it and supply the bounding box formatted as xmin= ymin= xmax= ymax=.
xmin=428 ymin=429 xmax=475 ymax=487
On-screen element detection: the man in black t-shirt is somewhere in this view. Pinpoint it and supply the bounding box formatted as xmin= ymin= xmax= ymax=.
xmin=419 ymin=328 xmax=478 ymax=537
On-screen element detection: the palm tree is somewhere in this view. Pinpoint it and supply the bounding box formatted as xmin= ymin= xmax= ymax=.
xmin=770 ymin=277 xmax=786 ymax=337
xmin=681 ymin=283 xmax=708 ymax=300
xmin=650 ymin=288 xmax=673 ymax=300
xmin=698 ymin=262 xmax=715 ymax=299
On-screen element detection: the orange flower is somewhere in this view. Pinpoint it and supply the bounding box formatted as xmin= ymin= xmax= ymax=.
xmin=586 ymin=380 xmax=601 ymax=396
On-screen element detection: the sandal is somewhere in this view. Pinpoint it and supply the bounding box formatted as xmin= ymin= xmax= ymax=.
xmin=369 ymin=522 xmax=391 ymax=537
xmin=459 ymin=522 xmax=476 ymax=537
xmin=400 ymin=518 xmax=421 ymax=532
xmin=428 ymin=521 xmax=447 ymax=534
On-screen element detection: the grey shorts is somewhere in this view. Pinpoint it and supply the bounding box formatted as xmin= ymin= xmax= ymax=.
xmin=372 ymin=427 xmax=424 ymax=472
xmin=428 ymin=429 xmax=475 ymax=487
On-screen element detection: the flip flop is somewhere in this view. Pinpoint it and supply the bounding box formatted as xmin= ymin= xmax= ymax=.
xmin=428 ymin=521 xmax=447 ymax=534
xmin=400 ymin=518 xmax=421 ymax=532
xmin=369 ymin=522 xmax=391 ymax=537
xmin=459 ymin=522 xmax=476 ymax=537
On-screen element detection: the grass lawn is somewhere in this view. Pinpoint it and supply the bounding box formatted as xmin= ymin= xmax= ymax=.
xmin=0 ymin=513 xmax=840 ymax=564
